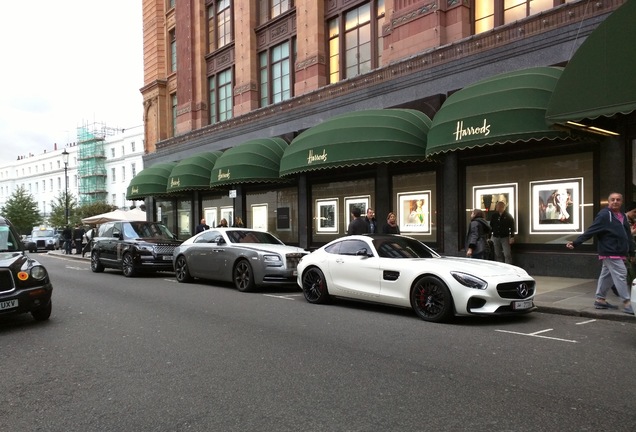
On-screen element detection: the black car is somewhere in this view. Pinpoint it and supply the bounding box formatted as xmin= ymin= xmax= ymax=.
xmin=0 ymin=216 xmax=53 ymax=321
xmin=90 ymin=221 xmax=182 ymax=277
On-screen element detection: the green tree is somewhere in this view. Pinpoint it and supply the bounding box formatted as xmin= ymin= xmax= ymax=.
xmin=49 ymin=191 xmax=79 ymax=228
xmin=1 ymin=186 xmax=41 ymax=235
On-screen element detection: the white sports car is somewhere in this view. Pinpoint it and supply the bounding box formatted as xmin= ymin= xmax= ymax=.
xmin=297 ymin=234 xmax=536 ymax=322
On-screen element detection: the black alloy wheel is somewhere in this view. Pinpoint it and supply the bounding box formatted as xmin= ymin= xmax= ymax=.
xmin=301 ymin=267 xmax=331 ymax=304
xmin=410 ymin=276 xmax=453 ymax=322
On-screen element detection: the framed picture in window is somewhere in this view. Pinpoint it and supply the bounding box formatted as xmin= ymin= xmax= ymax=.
xmin=398 ymin=191 xmax=431 ymax=233
xmin=344 ymin=195 xmax=370 ymax=224
xmin=252 ymin=204 xmax=268 ymax=231
xmin=530 ymin=178 xmax=583 ymax=234
xmin=316 ymin=199 xmax=338 ymax=233
xmin=473 ymin=183 xmax=518 ymax=233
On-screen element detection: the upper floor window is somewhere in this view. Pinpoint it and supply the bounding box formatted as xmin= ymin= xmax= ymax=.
xmin=209 ymin=68 xmax=233 ymax=124
xmin=168 ymin=0 xmax=175 ymax=10
xmin=258 ymin=0 xmax=293 ymax=24
xmin=122 ymin=166 xmax=126 ymax=182
xmin=259 ymin=40 xmax=295 ymax=107
xmin=208 ymin=0 xmax=233 ymax=52
xmin=171 ymin=93 xmax=178 ymax=136
xmin=111 ymin=148 xmax=116 ymax=158
xmin=169 ymin=29 xmax=177 ymax=72
xmin=131 ymin=163 xmax=137 ymax=178
xmin=111 ymin=168 xmax=116 ymax=183
xmin=131 ymin=141 xmax=136 ymax=152
xmin=327 ymin=0 xmax=385 ymax=84
xmin=475 ymin=0 xmax=575 ymax=34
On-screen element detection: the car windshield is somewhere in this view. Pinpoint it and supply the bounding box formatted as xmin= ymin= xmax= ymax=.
xmin=33 ymin=229 xmax=55 ymax=238
xmin=125 ymin=222 xmax=175 ymax=240
xmin=0 ymin=226 xmax=19 ymax=252
xmin=226 ymin=230 xmax=283 ymax=245
xmin=372 ymin=236 xmax=439 ymax=259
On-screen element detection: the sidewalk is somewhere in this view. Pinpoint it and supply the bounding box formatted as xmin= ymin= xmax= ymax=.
xmin=46 ymin=249 xmax=636 ymax=323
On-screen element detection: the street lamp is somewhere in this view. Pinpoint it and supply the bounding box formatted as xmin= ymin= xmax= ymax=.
xmin=62 ymin=149 xmax=69 ymax=226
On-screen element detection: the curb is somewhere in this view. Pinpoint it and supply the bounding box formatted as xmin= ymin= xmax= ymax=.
xmin=536 ymin=304 xmax=636 ymax=323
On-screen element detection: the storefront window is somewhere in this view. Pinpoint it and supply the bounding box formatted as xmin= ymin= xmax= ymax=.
xmin=392 ymin=171 xmax=437 ymax=243
xmin=245 ymin=187 xmax=298 ymax=244
xmin=201 ymin=194 xmax=234 ymax=228
xmin=177 ymin=199 xmax=192 ymax=238
xmin=312 ymin=178 xmax=374 ymax=243
xmin=465 ymin=152 xmax=593 ymax=244
xmin=156 ymin=199 xmax=175 ymax=234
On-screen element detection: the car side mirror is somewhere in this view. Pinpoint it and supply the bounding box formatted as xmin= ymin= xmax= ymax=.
xmin=215 ymin=236 xmax=226 ymax=245
xmin=356 ymin=248 xmax=371 ymax=257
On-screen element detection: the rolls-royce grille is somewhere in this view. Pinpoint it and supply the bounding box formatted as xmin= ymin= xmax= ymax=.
xmin=496 ymin=280 xmax=535 ymax=299
xmin=154 ymin=245 xmax=177 ymax=255
xmin=0 ymin=269 xmax=16 ymax=294
xmin=286 ymin=253 xmax=306 ymax=269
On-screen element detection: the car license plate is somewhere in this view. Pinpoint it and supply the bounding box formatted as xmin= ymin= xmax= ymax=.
xmin=162 ymin=256 xmax=172 ymax=261
xmin=0 ymin=299 xmax=18 ymax=310
xmin=513 ymin=300 xmax=533 ymax=310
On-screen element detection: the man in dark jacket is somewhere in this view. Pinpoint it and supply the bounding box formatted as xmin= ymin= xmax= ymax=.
xmin=347 ymin=207 xmax=368 ymax=235
xmin=489 ymin=201 xmax=515 ymax=263
xmin=566 ymin=192 xmax=634 ymax=314
xmin=364 ymin=208 xmax=377 ymax=234
xmin=72 ymin=224 xmax=85 ymax=255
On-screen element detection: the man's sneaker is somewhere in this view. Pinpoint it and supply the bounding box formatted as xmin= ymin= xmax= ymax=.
xmin=594 ymin=300 xmax=619 ymax=309
xmin=624 ymin=305 xmax=634 ymax=315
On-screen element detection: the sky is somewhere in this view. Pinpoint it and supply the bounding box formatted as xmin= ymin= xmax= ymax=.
xmin=0 ymin=1 xmax=144 ymax=166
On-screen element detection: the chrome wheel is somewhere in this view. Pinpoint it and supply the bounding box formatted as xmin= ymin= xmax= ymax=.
xmin=175 ymin=256 xmax=192 ymax=283
xmin=233 ymin=259 xmax=255 ymax=292
xmin=122 ymin=253 xmax=137 ymax=278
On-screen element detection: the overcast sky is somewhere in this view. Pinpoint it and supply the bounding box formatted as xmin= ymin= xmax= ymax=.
xmin=0 ymin=1 xmax=143 ymax=166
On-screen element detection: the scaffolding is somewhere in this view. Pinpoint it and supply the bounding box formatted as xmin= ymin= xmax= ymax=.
xmin=76 ymin=122 xmax=117 ymax=205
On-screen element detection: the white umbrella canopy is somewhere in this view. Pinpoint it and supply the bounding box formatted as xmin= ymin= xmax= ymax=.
xmin=81 ymin=208 xmax=147 ymax=225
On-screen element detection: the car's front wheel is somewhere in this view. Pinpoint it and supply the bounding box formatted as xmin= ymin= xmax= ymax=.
xmin=175 ymin=255 xmax=193 ymax=283
xmin=31 ymin=301 xmax=52 ymax=321
xmin=91 ymin=251 xmax=105 ymax=272
xmin=233 ymin=259 xmax=255 ymax=292
xmin=301 ymin=267 xmax=331 ymax=304
xmin=122 ymin=253 xmax=137 ymax=278
xmin=410 ymin=276 xmax=454 ymax=322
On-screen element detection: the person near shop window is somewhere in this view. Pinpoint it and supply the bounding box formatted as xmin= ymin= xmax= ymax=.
xmin=365 ymin=208 xmax=377 ymax=233
xmin=195 ymin=218 xmax=209 ymax=234
xmin=233 ymin=216 xmax=244 ymax=228
xmin=347 ymin=207 xmax=368 ymax=235
xmin=465 ymin=209 xmax=491 ymax=259
xmin=382 ymin=212 xmax=400 ymax=234
xmin=566 ymin=192 xmax=634 ymax=315
xmin=489 ymin=201 xmax=515 ymax=263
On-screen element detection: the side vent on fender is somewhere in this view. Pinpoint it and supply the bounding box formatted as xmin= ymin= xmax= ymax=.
xmin=383 ymin=270 xmax=400 ymax=281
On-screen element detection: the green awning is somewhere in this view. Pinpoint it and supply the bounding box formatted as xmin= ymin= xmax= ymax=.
xmin=209 ymin=137 xmax=288 ymax=188
xmin=126 ymin=162 xmax=177 ymax=200
xmin=279 ymin=109 xmax=431 ymax=176
xmin=166 ymin=151 xmax=223 ymax=193
xmin=426 ymin=67 xmax=570 ymax=157
xmin=546 ymin=0 xmax=636 ymax=123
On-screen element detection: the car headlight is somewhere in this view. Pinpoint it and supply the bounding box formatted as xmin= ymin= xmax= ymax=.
xmin=30 ymin=265 xmax=48 ymax=280
xmin=451 ymin=271 xmax=487 ymax=290
xmin=138 ymin=245 xmax=154 ymax=252
xmin=263 ymin=254 xmax=282 ymax=264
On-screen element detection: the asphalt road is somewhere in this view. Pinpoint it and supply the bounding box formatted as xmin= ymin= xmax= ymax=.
xmin=2 ymin=253 xmax=636 ymax=432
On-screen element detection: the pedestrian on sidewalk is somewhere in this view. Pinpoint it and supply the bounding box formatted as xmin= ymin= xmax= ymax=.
xmin=489 ymin=201 xmax=515 ymax=263
xmin=566 ymin=192 xmax=634 ymax=314
xmin=62 ymin=225 xmax=72 ymax=255
xmin=466 ymin=209 xmax=491 ymax=259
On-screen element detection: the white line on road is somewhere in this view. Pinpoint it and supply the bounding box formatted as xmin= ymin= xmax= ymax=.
xmin=529 ymin=328 xmax=553 ymax=335
xmin=575 ymin=319 xmax=597 ymax=325
xmin=264 ymin=294 xmax=300 ymax=300
xmin=495 ymin=329 xmax=578 ymax=343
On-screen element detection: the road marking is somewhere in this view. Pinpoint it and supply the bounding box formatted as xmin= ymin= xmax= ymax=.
xmin=495 ymin=329 xmax=578 ymax=343
xmin=264 ymin=294 xmax=300 ymax=300
xmin=164 ymin=278 xmax=177 ymax=283
xmin=65 ymin=265 xmax=88 ymax=271
xmin=576 ymin=319 xmax=597 ymax=325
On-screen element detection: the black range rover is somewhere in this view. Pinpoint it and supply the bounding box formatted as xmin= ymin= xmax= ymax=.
xmin=0 ymin=216 xmax=53 ymax=321
xmin=90 ymin=221 xmax=182 ymax=277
